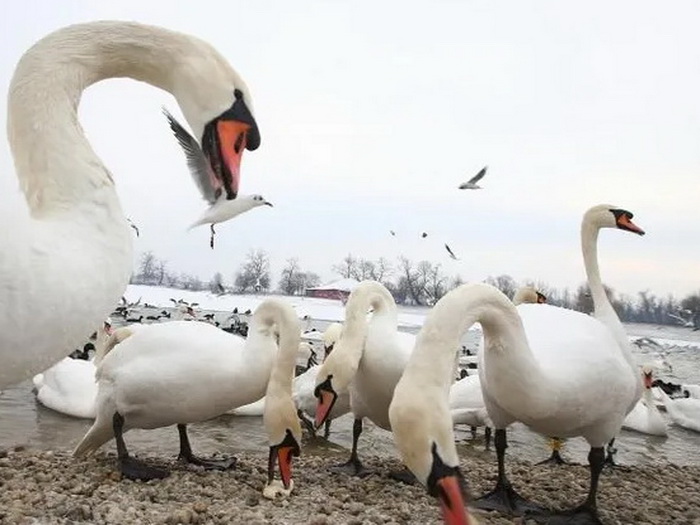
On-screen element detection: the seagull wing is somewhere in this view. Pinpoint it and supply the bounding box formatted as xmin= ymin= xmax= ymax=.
xmin=445 ymin=243 xmax=458 ymax=260
xmin=468 ymin=166 xmax=488 ymax=185
xmin=163 ymin=108 xmax=220 ymax=205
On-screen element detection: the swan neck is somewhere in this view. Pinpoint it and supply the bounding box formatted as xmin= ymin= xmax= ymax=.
xmin=7 ymin=23 xmax=185 ymax=215
xmin=406 ymin=285 xmax=543 ymax=390
xmin=255 ymin=304 xmax=302 ymax=396
xmin=581 ymin=221 xmax=610 ymax=313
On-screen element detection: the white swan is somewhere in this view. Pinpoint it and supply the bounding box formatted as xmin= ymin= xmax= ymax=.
xmin=314 ymin=281 xmax=416 ymax=476
xmin=0 ymin=21 xmax=260 ymax=390
xmin=581 ymin=204 xmax=646 ymax=463
xmin=621 ymin=365 xmax=668 ymax=436
xmin=656 ymin=388 xmax=700 ymax=433
xmin=467 ymin=280 xmax=637 ymax=521
xmin=233 ymin=325 xmax=351 ymax=440
xmin=448 ymin=287 xmax=545 ymax=446
xmin=73 ymin=299 xmax=300 ymax=481
xmin=33 ymin=320 xmax=114 ymax=419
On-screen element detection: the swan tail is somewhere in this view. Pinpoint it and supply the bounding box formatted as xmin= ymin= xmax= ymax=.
xmin=229 ymin=397 xmax=266 ymax=416
xmin=73 ymin=418 xmax=114 ymax=457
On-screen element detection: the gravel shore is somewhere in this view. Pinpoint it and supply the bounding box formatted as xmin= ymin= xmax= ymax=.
xmin=1 ymin=436 xmax=699 ymax=525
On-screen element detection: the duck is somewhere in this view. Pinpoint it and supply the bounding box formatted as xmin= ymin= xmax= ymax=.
xmin=621 ymin=365 xmax=668 ymax=436
xmin=0 ymin=20 xmax=260 ymax=390
xmin=73 ymin=299 xmax=301 ymax=482
xmin=580 ymin=204 xmax=646 ymax=465
xmin=32 ymin=319 xmax=114 ymax=419
xmin=314 ymin=281 xmax=417 ymax=478
xmin=656 ymin=387 xmax=700 ymax=433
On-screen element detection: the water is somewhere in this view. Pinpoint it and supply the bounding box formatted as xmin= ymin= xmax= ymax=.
xmin=1 ymin=313 xmax=699 ymax=468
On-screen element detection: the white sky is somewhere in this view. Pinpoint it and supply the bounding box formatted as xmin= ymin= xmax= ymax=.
xmin=2 ymin=1 xmax=699 ymax=298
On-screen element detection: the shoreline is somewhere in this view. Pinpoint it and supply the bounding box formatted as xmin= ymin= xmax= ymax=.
xmin=1 ymin=440 xmax=698 ymax=524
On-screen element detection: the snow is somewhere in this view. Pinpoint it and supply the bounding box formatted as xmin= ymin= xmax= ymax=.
xmin=305 ymin=278 xmax=360 ymax=292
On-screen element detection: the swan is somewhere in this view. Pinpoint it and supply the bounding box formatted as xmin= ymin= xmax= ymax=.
xmin=463 ymin=280 xmax=637 ymax=521
xmin=73 ymin=299 xmax=300 ymax=482
xmin=0 ymin=21 xmax=260 ymax=390
xmin=580 ymin=204 xmax=646 ymax=465
xmin=232 ymin=324 xmax=350 ymax=438
xmin=621 ymin=365 xmax=668 ymax=436
xmin=314 ymin=281 xmax=417 ymax=477
xmin=656 ymin=388 xmax=700 ymax=433
xmin=32 ymin=320 xmax=114 ymax=419
xmin=448 ymin=287 xmax=545 ymax=447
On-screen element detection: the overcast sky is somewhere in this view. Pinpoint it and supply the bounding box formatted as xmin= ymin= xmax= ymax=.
xmin=2 ymin=1 xmax=699 ymax=298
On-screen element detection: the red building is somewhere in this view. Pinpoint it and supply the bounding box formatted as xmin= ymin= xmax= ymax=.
xmin=305 ymin=278 xmax=360 ymax=302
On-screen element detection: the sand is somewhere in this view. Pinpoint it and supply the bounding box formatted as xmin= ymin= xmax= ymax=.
xmin=1 ymin=438 xmax=699 ymax=525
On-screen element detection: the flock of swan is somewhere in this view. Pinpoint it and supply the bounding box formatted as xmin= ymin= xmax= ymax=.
xmin=2 ymin=20 xmax=700 ymax=525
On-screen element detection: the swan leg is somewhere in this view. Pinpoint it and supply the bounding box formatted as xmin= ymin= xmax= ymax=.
xmin=113 ymin=412 xmax=169 ymax=481
xmin=527 ymin=447 xmax=605 ymax=524
xmin=601 ymin=438 xmax=628 ymax=471
xmin=177 ymin=424 xmax=236 ymax=470
xmin=329 ymin=418 xmax=372 ymax=477
xmin=298 ymin=410 xmax=317 ymax=437
xmin=470 ymin=426 xmax=477 ymax=438
xmin=323 ymin=420 xmax=332 ymax=440
xmin=473 ymin=429 xmax=547 ymax=516
xmin=536 ymin=437 xmax=570 ymax=466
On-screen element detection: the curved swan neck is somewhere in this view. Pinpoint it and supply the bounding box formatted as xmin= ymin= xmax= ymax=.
xmin=255 ymin=302 xmax=302 ymax=396
xmin=7 ymin=22 xmax=198 ymax=215
xmin=342 ymin=281 xmax=397 ymax=358
xmin=405 ymin=284 xmax=543 ymax=389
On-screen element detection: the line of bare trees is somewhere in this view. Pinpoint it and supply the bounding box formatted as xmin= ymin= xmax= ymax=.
xmin=130 ymin=250 xmax=700 ymax=327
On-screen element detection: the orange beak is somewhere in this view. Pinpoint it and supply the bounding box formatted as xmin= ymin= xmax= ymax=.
xmin=104 ymin=323 xmax=113 ymax=336
xmin=617 ymin=214 xmax=645 ymax=236
xmin=536 ymin=292 xmax=547 ymax=304
xmin=437 ymin=475 xmax=472 ymax=525
xmin=644 ymin=372 xmax=653 ymax=389
xmin=277 ymin=445 xmax=298 ymax=489
xmin=314 ymin=388 xmax=336 ymax=429
xmin=215 ymin=120 xmax=251 ymax=200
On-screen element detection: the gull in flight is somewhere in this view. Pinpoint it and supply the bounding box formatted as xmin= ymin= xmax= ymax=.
xmin=445 ymin=243 xmax=459 ymax=260
xmin=458 ymin=165 xmax=487 ymax=190
xmin=163 ymin=109 xmax=272 ymax=249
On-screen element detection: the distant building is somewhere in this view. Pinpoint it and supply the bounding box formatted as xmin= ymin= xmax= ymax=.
xmin=305 ymin=278 xmax=360 ymax=302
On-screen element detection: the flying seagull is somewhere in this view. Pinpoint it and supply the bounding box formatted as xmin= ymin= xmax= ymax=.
xmin=126 ymin=219 xmax=140 ymax=237
xmin=421 ymin=232 xmax=428 ymax=238
xmin=390 ymin=230 xmax=396 ymax=237
xmin=163 ymin=109 xmax=272 ymax=249
xmin=445 ymin=243 xmax=459 ymax=260
xmin=458 ymin=165 xmax=487 ymax=190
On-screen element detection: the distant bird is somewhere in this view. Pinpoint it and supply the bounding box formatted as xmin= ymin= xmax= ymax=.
xmin=390 ymin=230 xmax=396 ymax=237
xmin=458 ymin=165 xmax=487 ymax=190
xmin=445 ymin=243 xmax=459 ymax=260
xmin=421 ymin=232 xmax=428 ymax=238
xmin=163 ymin=109 xmax=272 ymax=249
xmin=126 ymin=219 xmax=140 ymax=237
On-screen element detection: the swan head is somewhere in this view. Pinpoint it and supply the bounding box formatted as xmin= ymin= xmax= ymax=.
xmin=512 ymin=286 xmax=547 ymax=306
xmin=170 ymin=64 xmax=261 ymax=201
xmin=584 ymin=205 xmax=645 ymax=236
xmin=388 ymin=402 xmax=471 ymax=525
xmin=313 ymin=329 xmax=359 ymax=428
xmin=266 ymin=428 xmax=301 ymax=490
xmin=641 ymin=364 xmax=655 ymax=389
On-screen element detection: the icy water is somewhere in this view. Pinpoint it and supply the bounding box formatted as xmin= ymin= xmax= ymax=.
xmin=1 ymin=310 xmax=699 ymax=468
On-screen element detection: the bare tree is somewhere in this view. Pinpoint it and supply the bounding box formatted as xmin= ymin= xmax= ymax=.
xmin=156 ymin=260 xmax=168 ymax=286
xmin=279 ymin=258 xmax=301 ymax=295
xmin=396 ymin=257 xmax=424 ymax=305
xmin=136 ymin=251 xmax=157 ymax=284
xmin=210 ymin=272 xmax=225 ymax=294
xmin=484 ymin=274 xmax=517 ymax=300
xmin=333 ymin=254 xmax=359 ymax=279
xmin=234 ymin=249 xmax=271 ymax=293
